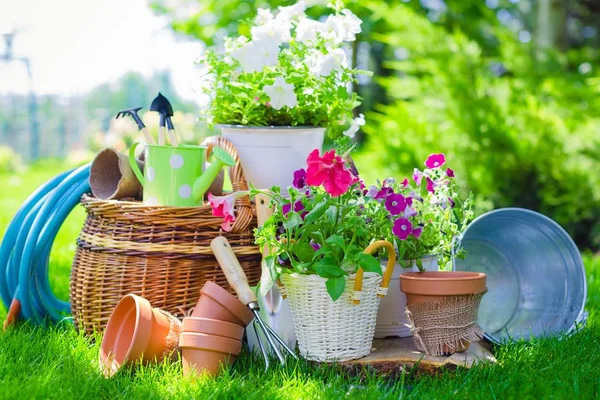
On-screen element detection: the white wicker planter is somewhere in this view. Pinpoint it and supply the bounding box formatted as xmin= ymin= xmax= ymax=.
xmin=280 ymin=241 xmax=397 ymax=362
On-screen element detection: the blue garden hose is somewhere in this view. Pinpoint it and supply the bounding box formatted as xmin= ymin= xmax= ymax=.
xmin=0 ymin=164 xmax=91 ymax=327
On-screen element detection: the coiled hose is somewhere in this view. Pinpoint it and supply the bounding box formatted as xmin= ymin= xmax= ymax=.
xmin=0 ymin=164 xmax=91 ymax=328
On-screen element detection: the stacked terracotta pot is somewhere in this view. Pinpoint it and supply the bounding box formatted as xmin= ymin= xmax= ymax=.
xmin=180 ymin=281 xmax=254 ymax=377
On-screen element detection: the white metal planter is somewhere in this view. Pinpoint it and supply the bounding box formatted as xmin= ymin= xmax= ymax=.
xmin=280 ymin=241 xmax=396 ymax=362
xmin=374 ymin=256 xmax=439 ymax=338
xmin=218 ymin=125 xmax=325 ymax=192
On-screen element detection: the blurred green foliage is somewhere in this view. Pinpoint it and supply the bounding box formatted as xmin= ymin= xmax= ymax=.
xmin=151 ymin=0 xmax=600 ymax=249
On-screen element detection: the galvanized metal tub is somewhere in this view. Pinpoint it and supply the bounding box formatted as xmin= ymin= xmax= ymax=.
xmin=454 ymin=208 xmax=587 ymax=343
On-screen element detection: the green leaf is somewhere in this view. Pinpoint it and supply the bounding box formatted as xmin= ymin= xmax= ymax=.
xmin=258 ymin=255 xmax=278 ymax=297
xmin=326 ymin=276 xmax=346 ymax=302
xmin=294 ymin=242 xmax=316 ymax=263
xmin=304 ymin=200 xmax=329 ymax=224
xmin=284 ymin=212 xmax=303 ymax=231
xmin=312 ymin=257 xmax=345 ymax=278
xmin=325 ymin=234 xmax=345 ymax=250
xmin=358 ymin=253 xmax=383 ymax=275
xmin=325 ymin=205 xmax=338 ymax=224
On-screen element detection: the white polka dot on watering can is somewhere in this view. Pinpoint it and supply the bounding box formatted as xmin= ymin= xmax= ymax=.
xmin=179 ymin=184 xmax=192 ymax=199
xmin=146 ymin=167 xmax=155 ymax=182
xmin=146 ymin=197 xmax=159 ymax=206
xmin=170 ymin=154 xmax=184 ymax=169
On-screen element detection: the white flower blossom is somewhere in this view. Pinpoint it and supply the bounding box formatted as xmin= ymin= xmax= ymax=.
xmin=295 ymin=18 xmax=326 ymax=43
xmin=276 ymin=1 xmax=307 ymax=21
xmin=231 ymin=40 xmax=280 ymax=73
xmin=263 ymin=77 xmax=298 ymax=110
xmin=305 ymin=48 xmax=348 ymax=77
xmin=255 ymin=8 xmax=274 ymax=25
xmin=251 ymin=18 xmax=292 ymax=44
xmin=343 ymin=113 xmax=365 ymax=138
xmin=325 ymin=9 xmax=362 ymax=43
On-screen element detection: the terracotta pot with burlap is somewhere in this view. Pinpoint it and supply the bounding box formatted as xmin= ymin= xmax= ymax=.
xmin=400 ymin=271 xmax=487 ymax=356
xmin=70 ymin=136 xmax=261 ymax=335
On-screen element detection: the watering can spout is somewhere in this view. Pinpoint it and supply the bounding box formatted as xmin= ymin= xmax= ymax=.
xmin=193 ymin=147 xmax=236 ymax=203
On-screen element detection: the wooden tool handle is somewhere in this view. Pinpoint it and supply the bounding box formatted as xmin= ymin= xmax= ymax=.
xmin=168 ymin=129 xmax=179 ymax=147
xmin=158 ymin=126 xmax=166 ymax=146
xmin=211 ymin=236 xmax=257 ymax=305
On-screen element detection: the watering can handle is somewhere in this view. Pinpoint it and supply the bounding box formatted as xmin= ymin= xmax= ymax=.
xmin=128 ymin=142 xmax=146 ymax=187
xmin=353 ymin=240 xmax=396 ymax=305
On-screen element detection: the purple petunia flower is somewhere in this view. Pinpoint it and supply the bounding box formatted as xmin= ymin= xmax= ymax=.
xmin=383 ymin=177 xmax=395 ymax=186
xmin=375 ymin=186 xmax=393 ymax=200
xmin=411 ymin=227 xmax=423 ymax=238
xmin=413 ymin=169 xmax=423 ymax=185
xmin=403 ymin=207 xmax=417 ymax=218
xmin=310 ymin=241 xmax=321 ymax=251
xmin=425 ymin=154 xmax=446 ymax=169
xmin=406 ymin=197 xmax=413 ymax=206
xmin=283 ymin=200 xmax=305 ymax=216
xmin=385 ymin=193 xmax=407 ymax=215
xmin=446 ymin=168 xmax=455 ymax=178
xmin=293 ymin=169 xmax=307 ymax=189
xmin=366 ymin=185 xmax=378 ymax=198
xmin=426 ymin=177 xmax=435 ymax=193
xmin=393 ymin=217 xmax=413 ymax=240
xmin=449 ymin=197 xmax=455 ymax=208
xmin=409 ymin=191 xmax=423 ymax=203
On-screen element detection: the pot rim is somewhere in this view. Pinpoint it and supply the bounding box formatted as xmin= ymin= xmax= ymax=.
xmin=179 ymin=332 xmax=243 ymax=354
xmin=216 ymin=124 xmax=325 ymax=131
xmin=400 ymin=271 xmax=486 ymax=281
xmin=200 ymin=281 xmax=254 ymax=326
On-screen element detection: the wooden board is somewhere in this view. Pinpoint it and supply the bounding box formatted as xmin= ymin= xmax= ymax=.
xmin=342 ymin=337 xmax=496 ymax=375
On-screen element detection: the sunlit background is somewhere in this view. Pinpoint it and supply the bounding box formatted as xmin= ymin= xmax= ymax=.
xmin=0 ymin=0 xmax=599 ymax=251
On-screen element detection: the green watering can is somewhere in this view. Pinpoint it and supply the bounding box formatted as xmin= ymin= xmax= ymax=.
xmin=128 ymin=143 xmax=235 ymax=207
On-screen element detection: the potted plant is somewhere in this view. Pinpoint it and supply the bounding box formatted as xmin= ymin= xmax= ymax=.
xmin=370 ymin=154 xmax=475 ymax=338
xmin=197 ymin=1 xmax=367 ymax=190
xmin=241 ymin=138 xmax=398 ymax=362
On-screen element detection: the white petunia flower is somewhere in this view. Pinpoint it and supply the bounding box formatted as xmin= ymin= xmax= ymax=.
xmin=295 ymin=18 xmax=326 ymax=43
xmin=276 ymin=1 xmax=307 ymax=21
xmin=325 ymin=9 xmax=362 ymax=43
xmin=255 ymin=8 xmax=274 ymax=25
xmin=231 ymin=40 xmax=280 ymax=73
xmin=305 ymin=48 xmax=348 ymax=77
xmin=343 ymin=113 xmax=366 ymax=138
xmin=263 ymin=77 xmax=298 ymax=110
xmin=251 ymin=18 xmax=292 ymax=44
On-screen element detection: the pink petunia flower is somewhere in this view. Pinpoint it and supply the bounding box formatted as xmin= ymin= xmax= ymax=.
xmin=208 ymin=191 xmax=250 ymax=231
xmin=393 ymin=217 xmax=413 ymax=240
xmin=385 ymin=193 xmax=407 ymax=215
xmin=446 ymin=168 xmax=455 ymax=178
xmin=375 ymin=186 xmax=393 ymax=200
xmin=426 ymin=177 xmax=435 ymax=193
xmin=400 ymin=178 xmax=409 ymax=188
xmin=425 ymin=154 xmax=446 ymax=169
xmin=306 ymin=149 xmax=354 ymax=197
xmin=411 ymin=227 xmax=423 ymax=238
xmin=413 ymin=168 xmax=423 ymax=185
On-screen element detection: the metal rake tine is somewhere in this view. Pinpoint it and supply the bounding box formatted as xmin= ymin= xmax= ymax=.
xmin=253 ymin=310 xmax=285 ymax=365
xmin=254 ymin=320 xmax=269 ymax=371
xmin=263 ymin=322 xmax=298 ymax=359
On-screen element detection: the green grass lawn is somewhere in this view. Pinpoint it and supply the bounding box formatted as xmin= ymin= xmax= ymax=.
xmin=1 ymin=163 xmax=599 ymax=399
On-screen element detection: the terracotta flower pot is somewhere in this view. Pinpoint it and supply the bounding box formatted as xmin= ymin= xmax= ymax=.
xmin=99 ymin=294 xmax=180 ymax=377
xmin=399 ymin=271 xmax=487 ymax=355
xmin=400 ymin=271 xmax=487 ymax=306
xmin=179 ymin=332 xmax=242 ymax=377
xmin=182 ymin=317 xmax=245 ymax=341
xmin=192 ymin=281 xmax=254 ymax=327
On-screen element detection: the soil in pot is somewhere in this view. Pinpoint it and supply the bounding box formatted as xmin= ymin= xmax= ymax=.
xmin=179 ymin=332 xmax=242 ymax=377
xmin=191 ymin=281 xmax=254 ymax=327
xmin=182 ymin=317 xmax=245 ymax=341
xmin=99 ymin=294 xmax=181 ymax=377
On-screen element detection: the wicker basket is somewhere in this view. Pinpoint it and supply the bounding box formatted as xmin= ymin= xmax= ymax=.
xmin=70 ymin=136 xmax=261 ymax=334
xmin=280 ymin=241 xmax=397 ymax=362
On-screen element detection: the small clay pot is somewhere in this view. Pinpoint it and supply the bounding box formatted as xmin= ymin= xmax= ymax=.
xmin=179 ymin=332 xmax=242 ymax=377
xmin=399 ymin=271 xmax=487 ymax=306
xmin=182 ymin=317 xmax=245 ymax=341
xmin=192 ymin=281 xmax=254 ymax=327
xmin=99 ymin=294 xmax=175 ymax=377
